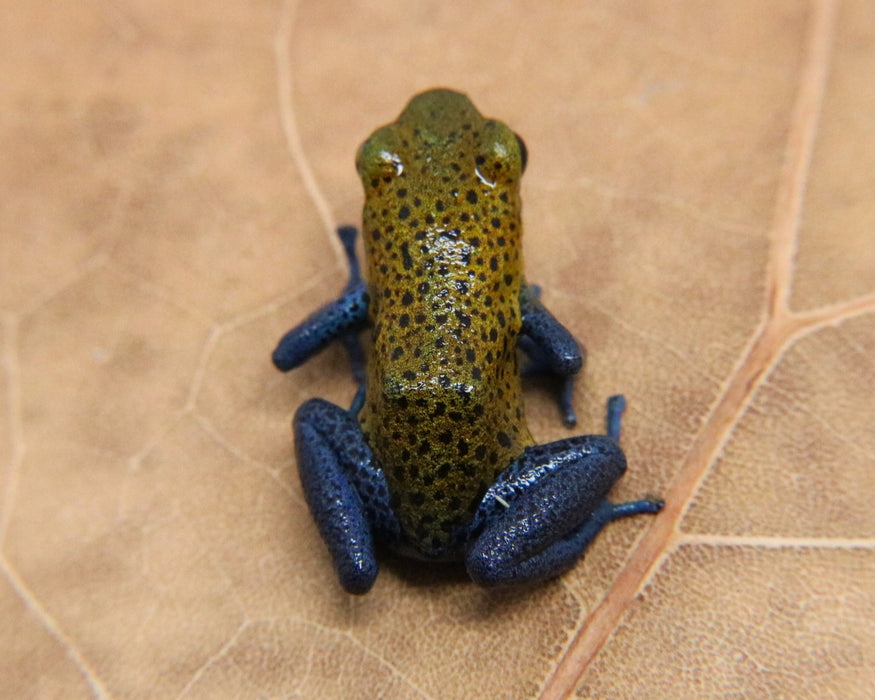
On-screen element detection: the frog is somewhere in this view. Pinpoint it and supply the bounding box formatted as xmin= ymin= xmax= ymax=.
xmin=273 ymin=88 xmax=663 ymax=594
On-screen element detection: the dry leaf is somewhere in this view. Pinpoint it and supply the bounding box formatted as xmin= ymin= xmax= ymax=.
xmin=2 ymin=1 xmax=873 ymax=698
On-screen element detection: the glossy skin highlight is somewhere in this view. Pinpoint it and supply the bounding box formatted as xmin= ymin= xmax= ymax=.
xmin=273 ymin=89 xmax=663 ymax=593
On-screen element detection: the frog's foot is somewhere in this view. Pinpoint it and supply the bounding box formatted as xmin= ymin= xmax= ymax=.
xmin=466 ymin=435 xmax=662 ymax=586
xmin=294 ymin=398 xmax=399 ymax=594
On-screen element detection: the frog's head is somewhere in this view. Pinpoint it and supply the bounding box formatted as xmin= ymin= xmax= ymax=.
xmin=356 ymin=89 xmax=527 ymax=193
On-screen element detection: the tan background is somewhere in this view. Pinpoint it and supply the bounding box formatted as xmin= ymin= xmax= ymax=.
xmin=2 ymin=1 xmax=874 ymax=698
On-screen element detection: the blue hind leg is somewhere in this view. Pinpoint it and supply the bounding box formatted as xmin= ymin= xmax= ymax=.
xmin=466 ymin=396 xmax=663 ymax=586
xmin=294 ymin=397 xmax=400 ymax=594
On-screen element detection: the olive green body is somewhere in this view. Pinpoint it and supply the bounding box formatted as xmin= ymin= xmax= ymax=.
xmin=356 ymin=90 xmax=534 ymax=554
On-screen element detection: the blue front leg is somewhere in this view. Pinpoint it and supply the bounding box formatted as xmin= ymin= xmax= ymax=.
xmin=273 ymin=226 xmax=369 ymax=378
xmin=466 ymin=396 xmax=663 ymax=586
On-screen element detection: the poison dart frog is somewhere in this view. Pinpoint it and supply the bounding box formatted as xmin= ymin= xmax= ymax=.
xmin=273 ymin=88 xmax=663 ymax=594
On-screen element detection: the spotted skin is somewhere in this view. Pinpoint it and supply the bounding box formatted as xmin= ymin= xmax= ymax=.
xmin=273 ymin=89 xmax=663 ymax=593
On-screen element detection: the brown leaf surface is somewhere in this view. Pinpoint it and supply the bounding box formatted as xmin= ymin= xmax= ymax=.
xmin=2 ymin=1 xmax=873 ymax=698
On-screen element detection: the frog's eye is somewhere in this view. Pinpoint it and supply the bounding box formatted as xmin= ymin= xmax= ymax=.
xmin=356 ymin=128 xmax=404 ymax=186
xmin=514 ymin=133 xmax=528 ymax=174
xmin=476 ymin=121 xmax=527 ymax=185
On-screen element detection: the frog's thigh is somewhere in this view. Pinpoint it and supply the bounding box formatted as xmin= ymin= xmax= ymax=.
xmin=293 ymin=398 xmax=397 ymax=594
xmin=466 ymin=436 xmax=630 ymax=586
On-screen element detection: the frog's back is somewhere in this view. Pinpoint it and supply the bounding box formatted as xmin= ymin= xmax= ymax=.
xmin=356 ymin=90 xmax=533 ymax=555
xmin=360 ymin=232 xmax=532 ymax=554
